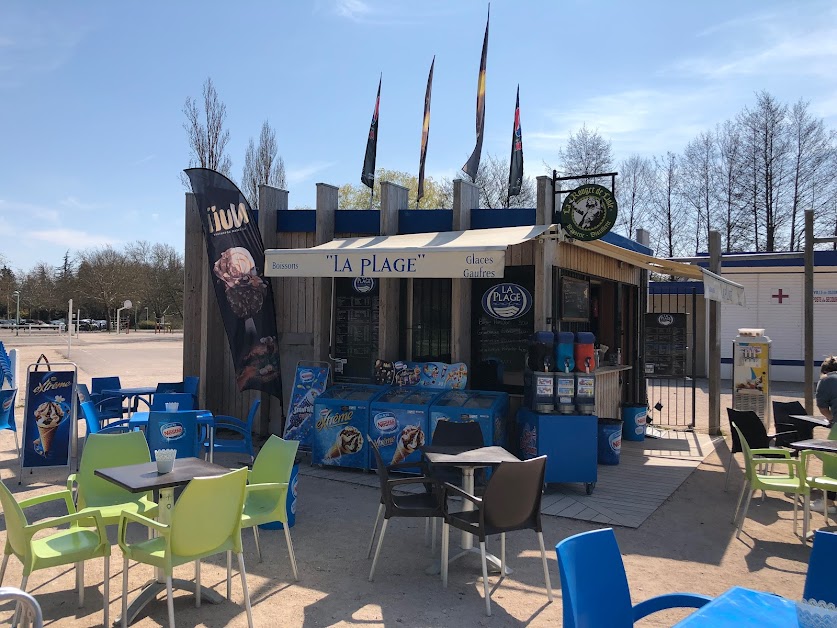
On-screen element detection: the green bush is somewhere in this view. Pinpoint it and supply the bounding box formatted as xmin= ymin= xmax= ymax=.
xmin=138 ymin=320 xmax=158 ymax=330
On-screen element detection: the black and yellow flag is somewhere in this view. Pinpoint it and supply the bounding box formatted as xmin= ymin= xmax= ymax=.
xmin=361 ymin=76 xmax=381 ymax=189
xmin=508 ymin=85 xmax=523 ymax=198
xmin=462 ymin=8 xmax=489 ymax=181
xmin=417 ymin=56 xmax=434 ymax=202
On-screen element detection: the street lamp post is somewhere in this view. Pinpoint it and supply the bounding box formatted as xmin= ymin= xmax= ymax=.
xmin=12 ymin=291 xmax=20 ymax=337
xmin=145 ymin=307 xmax=149 ymax=322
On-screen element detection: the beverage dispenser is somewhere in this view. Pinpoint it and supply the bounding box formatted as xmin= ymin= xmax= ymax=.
xmin=574 ymin=332 xmax=596 ymax=415
xmin=574 ymin=332 xmax=596 ymax=374
xmin=524 ymin=331 xmax=555 ymax=412
xmin=555 ymin=332 xmax=575 ymax=374
xmin=732 ymin=328 xmax=772 ymax=428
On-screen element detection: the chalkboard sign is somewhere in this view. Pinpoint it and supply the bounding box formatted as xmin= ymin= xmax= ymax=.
xmin=561 ymin=276 xmax=590 ymax=322
xmin=471 ymin=266 xmax=535 ymax=377
xmin=644 ymin=313 xmax=687 ymax=377
xmin=334 ymin=278 xmax=379 ymax=383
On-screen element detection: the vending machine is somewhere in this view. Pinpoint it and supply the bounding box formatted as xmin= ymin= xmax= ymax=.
xmin=732 ymin=328 xmax=772 ymax=428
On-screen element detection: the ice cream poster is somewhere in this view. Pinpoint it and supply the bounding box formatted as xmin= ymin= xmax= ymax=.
xmin=283 ymin=364 xmax=330 ymax=445
xmin=22 ymin=370 xmax=74 ymax=469
xmin=184 ymin=168 xmax=283 ymax=401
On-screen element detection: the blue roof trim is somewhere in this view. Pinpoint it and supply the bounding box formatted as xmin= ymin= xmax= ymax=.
xmin=721 ymin=358 xmax=824 ymax=367
xmin=399 ymin=209 xmax=453 ymax=234
xmin=335 ymin=210 xmax=380 ymax=234
xmin=601 ymin=231 xmax=653 ymax=256
xmin=471 ymin=208 xmax=537 ymax=229
xmin=649 ymin=281 xmax=704 ymax=295
xmin=692 ymin=250 xmax=837 ymax=268
xmin=277 ymin=210 xmax=316 ymax=232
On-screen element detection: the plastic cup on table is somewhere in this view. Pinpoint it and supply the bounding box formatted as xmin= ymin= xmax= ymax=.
xmin=155 ymin=449 xmax=176 ymax=474
xmin=165 ymin=402 xmax=179 ymax=412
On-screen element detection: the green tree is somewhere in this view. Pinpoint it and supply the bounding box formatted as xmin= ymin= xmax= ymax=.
xmin=339 ymin=168 xmax=449 ymax=209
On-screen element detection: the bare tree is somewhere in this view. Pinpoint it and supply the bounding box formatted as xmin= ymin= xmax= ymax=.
xmin=470 ymin=154 xmax=536 ymax=208
xmin=554 ymin=124 xmax=614 ymax=182
xmin=242 ymin=120 xmax=287 ymax=209
xmin=680 ymin=131 xmax=716 ymax=253
xmin=183 ymin=77 xmax=232 ymax=177
xmin=713 ymin=121 xmax=750 ymax=251
xmin=614 ymin=154 xmax=651 ymax=238
xmin=648 ymin=152 xmax=686 ymax=257
xmin=75 ymin=247 xmax=133 ymax=329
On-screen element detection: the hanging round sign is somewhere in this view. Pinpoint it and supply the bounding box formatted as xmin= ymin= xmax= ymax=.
xmin=560 ymin=183 xmax=618 ymax=241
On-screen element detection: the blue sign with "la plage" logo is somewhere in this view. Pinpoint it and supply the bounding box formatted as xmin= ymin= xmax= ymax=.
xmin=481 ymin=283 xmax=532 ymax=320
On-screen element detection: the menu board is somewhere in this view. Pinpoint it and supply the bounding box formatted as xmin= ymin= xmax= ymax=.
xmin=561 ymin=276 xmax=590 ymax=322
xmin=471 ymin=266 xmax=535 ymax=377
xmin=644 ymin=313 xmax=687 ymax=377
xmin=334 ymin=278 xmax=379 ymax=383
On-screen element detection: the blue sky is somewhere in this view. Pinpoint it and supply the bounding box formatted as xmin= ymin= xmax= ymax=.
xmin=1 ymin=0 xmax=836 ymax=270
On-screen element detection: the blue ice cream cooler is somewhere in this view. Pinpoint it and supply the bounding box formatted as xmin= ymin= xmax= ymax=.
xmin=429 ymin=390 xmax=509 ymax=447
xmin=369 ymin=387 xmax=444 ymax=471
xmin=312 ymin=384 xmax=386 ymax=470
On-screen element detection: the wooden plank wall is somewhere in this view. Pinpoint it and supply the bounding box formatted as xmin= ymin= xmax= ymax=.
xmin=558 ymin=242 xmax=641 ymax=286
xmin=595 ymin=370 xmax=624 ymax=419
xmin=507 ymin=241 xmax=536 ymax=267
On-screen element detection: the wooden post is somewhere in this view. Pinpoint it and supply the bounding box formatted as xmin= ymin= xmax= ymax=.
xmin=804 ymin=209 xmax=814 ymax=413
xmin=451 ymin=179 xmax=478 ymax=364
xmin=183 ymin=194 xmax=203 ymax=402
xmin=378 ymin=182 xmax=408 ymax=360
xmin=314 ymin=184 xmax=337 ymax=364
xmin=258 ymin=184 xmax=287 ymax=435
xmin=708 ymin=230 xmax=722 ymax=436
xmin=535 ymin=176 xmax=555 ymax=331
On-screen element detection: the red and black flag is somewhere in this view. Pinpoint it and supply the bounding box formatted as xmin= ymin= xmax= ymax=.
xmin=417 ymin=56 xmax=434 ymax=203
xmin=508 ymin=85 xmax=523 ymax=198
xmin=361 ymin=76 xmax=381 ymax=189
xmin=462 ymin=7 xmax=489 ymax=181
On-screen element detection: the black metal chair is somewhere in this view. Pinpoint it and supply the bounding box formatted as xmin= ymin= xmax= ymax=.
xmin=441 ymin=455 xmax=553 ymax=616
xmin=772 ymin=400 xmax=814 ymax=448
xmin=366 ymin=437 xmax=444 ymax=582
xmin=725 ymin=408 xmax=793 ymax=491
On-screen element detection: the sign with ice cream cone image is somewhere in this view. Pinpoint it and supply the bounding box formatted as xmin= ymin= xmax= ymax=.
xmin=21 ymin=363 xmax=76 ymax=473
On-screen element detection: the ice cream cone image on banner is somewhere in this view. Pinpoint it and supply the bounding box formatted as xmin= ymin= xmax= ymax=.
xmin=326 ymin=426 xmax=363 ymax=459
xmin=34 ymin=398 xmax=65 ymax=456
xmin=391 ymin=425 xmax=425 ymax=464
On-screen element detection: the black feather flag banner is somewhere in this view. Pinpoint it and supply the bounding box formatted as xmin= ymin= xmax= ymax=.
xmin=417 ymin=56 xmax=434 ymax=202
xmin=361 ymin=76 xmax=381 ymax=189
xmin=462 ymin=7 xmax=489 ymax=181
xmin=508 ymin=85 xmax=523 ymax=198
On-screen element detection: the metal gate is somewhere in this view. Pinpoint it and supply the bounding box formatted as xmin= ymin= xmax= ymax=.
xmin=645 ymin=285 xmax=697 ymax=429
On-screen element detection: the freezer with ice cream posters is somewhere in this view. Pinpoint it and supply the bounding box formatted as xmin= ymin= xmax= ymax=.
xmin=21 ymin=366 xmax=75 ymax=470
xmin=185 ymin=168 xmax=283 ymax=401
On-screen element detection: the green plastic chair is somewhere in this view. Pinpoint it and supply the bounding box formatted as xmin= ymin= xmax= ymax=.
xmin=0 ymin=481 xmax=111 ymax=627
xmin=802 ymin=449 xmax=837 ymax=531
xmin=732 ymin=424 xmax=809 ymax=543
xmin=240 ymin=435 xmax=300 ymax=581
xmin=117 ymin=467 xmax=253 ymax=628
xmin=68 ymin=431 xmax=158 ymax=526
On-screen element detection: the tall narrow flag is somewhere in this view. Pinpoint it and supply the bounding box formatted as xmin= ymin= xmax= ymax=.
xmin=508 ymin=86 xmax=524 ymax=198
xmin=361 ymin=76 xmax=381 ymax=189
xmin=417 ymin=56 xmax=434 ymax=203
xmin=462 ymin=7 xmax=489 ymax=181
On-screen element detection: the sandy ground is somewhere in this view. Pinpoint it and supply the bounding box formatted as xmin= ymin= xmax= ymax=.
xmin=0 ymin=331 xmax=824 ymax=627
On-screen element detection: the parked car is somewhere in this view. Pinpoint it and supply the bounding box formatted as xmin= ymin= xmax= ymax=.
xmin=0 ymin=319 xmax=13 ymax=328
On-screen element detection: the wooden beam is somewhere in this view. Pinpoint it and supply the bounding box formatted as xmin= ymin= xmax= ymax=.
xmin=708 ymin=230 xmax=721 ymax=436
xmin=805 ymin=210 xmax=815 ymax=413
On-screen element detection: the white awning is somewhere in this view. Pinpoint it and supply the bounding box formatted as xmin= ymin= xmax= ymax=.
xmin=264 ymin=225 xmax=554 ymax=279
xmin=701 ymin=268 xmax=747 ymax=306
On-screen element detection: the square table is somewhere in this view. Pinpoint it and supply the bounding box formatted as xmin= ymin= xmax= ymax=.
xmin=102 ymin=387 xmax=157 ymax=417
xmin=787 ymin=439 xmax=837 ymax=454
xmin=790 ymin=414 xmax=832 ymax=429
xmin=128 ymin=411 xmax=216 ymax=462
xmin=421 ymin=445 xmax=520 ymax=575
xmin=673 ymin=586 xmax=837 ymax=626
xmin=95 ymin=457 xmax=231 ymax=625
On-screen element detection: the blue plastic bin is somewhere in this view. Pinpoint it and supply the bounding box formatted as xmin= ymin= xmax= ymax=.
xmin=597 ymin=418 xmax=622 ymax=465
xmin=259 ymin=463 xmax=298 ymax=530
xmin=622 ymin=404 xmax=647 ymax=442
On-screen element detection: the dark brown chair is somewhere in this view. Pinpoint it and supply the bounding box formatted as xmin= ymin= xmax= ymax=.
xmin=441 ymin=455 xmax=553 ymax=616
xmin=725 ymin=408 xmax=793 ymax=491
xmin=366 ymin=437 xmax=444 ymax=582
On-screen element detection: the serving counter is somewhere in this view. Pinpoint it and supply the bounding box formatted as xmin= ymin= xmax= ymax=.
xmin=594 ymin=365 xmax=632 ymax=419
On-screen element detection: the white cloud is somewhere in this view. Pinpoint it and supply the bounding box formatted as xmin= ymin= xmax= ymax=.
xmin=29 ymin=229 xmax=118 ymax=249
xmin=0 ymin=199 xmax=61 ymax=223
xmin=286 ymin=161 xmax=336 ymax=185
xmin=334 ymin=0 xmax=372 ymax=21
xmin=133 ymin=154 xmax=155 ymax=166
xmin=59 ymin=196 xmax=104 ymax=211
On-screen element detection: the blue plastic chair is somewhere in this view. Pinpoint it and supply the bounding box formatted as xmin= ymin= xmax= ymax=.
xmin=80 ymin=401 xmax=133 ymax=436
xmin=555 ymin=528 xmax=712 ymax=627
xmin=804 ymin=530 xmax=837 ymax=605
xmin=202 ymin=399 xmax=260 ymax=462
xmin=90 ymin=376 xmax=126 ymax=420
xmin=183 ymin=376 xmax=199 ymax=401
xmin=0 ymin=389 xmax=19 ymax=455
xmin=155 ymin=381 xmax=184 ymax=394
xmin=148 ymin=392 xmax=195 ymax=412
xmin=146 ymin=411 xmax=201 ymax=459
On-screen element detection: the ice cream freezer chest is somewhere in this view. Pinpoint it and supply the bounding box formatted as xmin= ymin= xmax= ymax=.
xmin=369 ymin=387 xmax=445 ymax=471
xmin=311 ymin=384 xmax=387 ymax=470
xmin=429 ymin=390 xmax=509 ymax=447
xmin=516 ymin=408 xmax=598 ymax=494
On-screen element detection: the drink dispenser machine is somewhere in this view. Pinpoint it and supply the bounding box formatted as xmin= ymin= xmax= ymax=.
xmin=524 ymin=332 xmax=555 ymax=412
xmin=732 ymin=328 xmax=772 ymax=427
xmin=574 ymin=332 xmax=596 ymax=415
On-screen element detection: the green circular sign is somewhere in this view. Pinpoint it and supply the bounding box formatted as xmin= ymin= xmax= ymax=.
xmin=560 ymin=183 xmax=618 ymax=241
